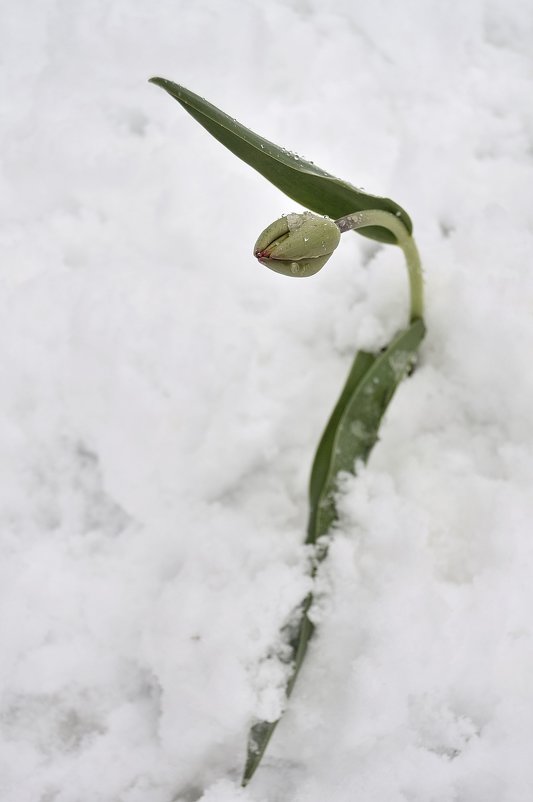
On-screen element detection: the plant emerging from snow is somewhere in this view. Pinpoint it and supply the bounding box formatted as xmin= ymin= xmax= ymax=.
xmin=149 ymin=77 xmax=425 ymax=785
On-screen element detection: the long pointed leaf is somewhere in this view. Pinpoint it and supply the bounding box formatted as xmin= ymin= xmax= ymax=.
xmin=242 ymin=318 xmax=425 ymax=785
xmin=308 ymin=318 xmax=425 ymax=543
xmin=307 ymin=350 xmax=375 ymax=543
xmin=243 ymin=595 xmax=314 ymax=786
xmin=149 ymin=77 xmax=412 ymax=245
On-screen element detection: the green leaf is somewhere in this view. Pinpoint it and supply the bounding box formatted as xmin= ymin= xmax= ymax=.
xmin=242 ymin=319 xmax=425 ymax=786
xmin=243 ymin=596 xmax=314 ymax=787
xmin=307 ymin=350 xmax=375 ymax=543
xmin=149 ymin=77 xmax=412 ymax=245
xmin=308 ymin=318 xmax=425 ymax=544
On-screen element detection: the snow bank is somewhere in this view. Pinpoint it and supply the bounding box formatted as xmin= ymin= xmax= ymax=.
xmin=1 ymin=1 xmax=533 ymax=800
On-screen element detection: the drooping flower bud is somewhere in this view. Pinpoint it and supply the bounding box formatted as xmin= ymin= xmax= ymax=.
xmin=254 ymin=211 xmax=341 ymax=277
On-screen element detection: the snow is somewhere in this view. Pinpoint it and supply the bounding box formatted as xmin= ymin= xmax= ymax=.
xmin=1 ymin=1 xmax=533 ymax=800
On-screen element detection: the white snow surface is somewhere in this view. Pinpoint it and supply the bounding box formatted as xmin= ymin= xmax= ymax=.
xmin=1 ymin=1 xmax=533 ymax=800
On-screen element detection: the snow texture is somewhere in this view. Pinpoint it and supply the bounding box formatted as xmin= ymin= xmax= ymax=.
xmin=1 ymin=1 xmax=533 ymax=800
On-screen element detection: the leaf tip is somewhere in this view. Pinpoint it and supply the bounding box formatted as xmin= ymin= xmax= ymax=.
xmin=148 ymin=77 xmax=190 ymax=107
xmin=148 ymin=76 xmax=166 ymax=88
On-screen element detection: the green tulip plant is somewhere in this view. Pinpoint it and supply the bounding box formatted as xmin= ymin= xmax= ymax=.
xmin=149 ymin=77 xmax=425 ymax=786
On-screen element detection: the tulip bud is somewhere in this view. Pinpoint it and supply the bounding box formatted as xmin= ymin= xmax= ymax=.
xmin=254 ymin=211 xmax=341 ymax=277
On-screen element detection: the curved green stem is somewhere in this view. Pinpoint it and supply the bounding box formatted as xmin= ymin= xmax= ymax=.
xmin=336 ymin=210 xmax=424 ymax=322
